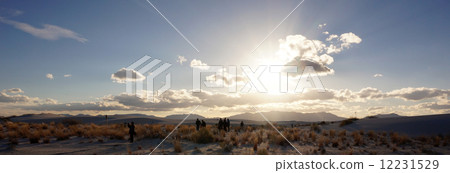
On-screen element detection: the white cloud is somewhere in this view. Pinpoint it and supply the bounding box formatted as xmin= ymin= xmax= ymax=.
xmin=326 ymin=34 xmax=338 ymax=41
xmin=318 ymin=23 xmax=327 ymax=29
xmin=46 ymin=73 xmax=54 ymax=80
xmin=0 ymin=17 xmax=87 ymax=43
xmin=111 ymin=68 xmax=145 ymax=83
xmin=64 ymin=74 xmax=72 ymax=78
xmin=373 ymin=74 xmax=383 ymax=77
xmin=322 ymin=31 xmax=329 ymax=35
xmin=3 ymin=88 xmax=24 ymax=94
xmin=340 ymin=32 xmax=362 ymax=48
xmin=190 ymin=59 xmax=209 ymax=70
xmin=326 ymin=32 xmax=362 ymax=54
xmin=176 ymin=55 xmax=187 ymax=65
xmin=276 ymin=34 xmax=334 ymax=75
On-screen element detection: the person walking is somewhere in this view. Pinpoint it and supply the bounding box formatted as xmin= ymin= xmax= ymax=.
xmin=127 ymin=122 xmax=136 ymax=143
xmin=195 ymin=118 xmax=201 ymax=131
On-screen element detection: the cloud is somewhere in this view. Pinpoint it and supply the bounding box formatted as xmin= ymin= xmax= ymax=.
xmin=326 ymin=34 xmax=338 ymax=41
xmin=176 ymin=55 xmax=187 ymax=65
xmin=3 ymin=88 xmax=24 ymax=94
xmin=318 ymin=23 xmax=327 ymax=29
xmin=64 ymin=74 xmax=72 ymax=78
xmin=46 ymin=73 xmax=54 ymax=80
xmin=322 ymin=31 xmax=329 ymax=35
xmin=340 ymin=32 xmax=362 ymax=48
xmin=276 ymin=35 xmax=334 ymax=75
xmin=386 ymin=87 xmax=450 ymax=101
xmin=0 ymin=17 xmax=87 ymax=43
xmin=20 ymin=102 xmax=129 ymax=111
xmin=373 ymin=74 xmax=383 ymax=77
xmin=0 ymin=91 xmax=37 ymax=103
xmin=111 ymin=68 xmax=146 ymax=83
xmin=190 ymin=59 xmax=209 ymax=70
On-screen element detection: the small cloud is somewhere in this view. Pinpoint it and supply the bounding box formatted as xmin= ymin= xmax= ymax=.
xmin=0 ymin=17 xmax=87 ymax=43
xmin=46 ymin=73 xmax=54 ymax=80
xmin=340 ymin=32 xmax=362 ymax=48
xmin=373 ymin=74 xmax=383 ymax=78
xmin=318 ymin=23 xmax=327 ymax=29
xmin=190 ymin=59 xmax=209 ymax=70
xmin=111 ymin=68 xmax=145 ymax=83
xmin=322 ymin=31 xmax=329 ymax=35
xmin=176 ymin=55 xmax=187 ymax=65
xmin=326 ymin=34 xmax=338 ymax=41
xmin=64 ymin=74 xmax=72 ymax=78
xmin=3 ymin=88 xmax=24 ymax=94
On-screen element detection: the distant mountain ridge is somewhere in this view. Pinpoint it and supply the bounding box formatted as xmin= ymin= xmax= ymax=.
xmin=366 ymin=113 xmax=403 ymax=119
xmin=165 ymin=114 xmax=205 ymax=120
xmin=229 ymin=111 xmax=345 ymax=122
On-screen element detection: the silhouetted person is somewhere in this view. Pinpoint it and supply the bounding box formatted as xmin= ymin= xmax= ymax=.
xmin=128 ymin=122 xmax=136 ymax=143
xmin=201 ymin=120 xmax=206 ymax=127
xmin=223 ymin=118 xmax=227 ymax=131
xmin=240 ymin=121 xmax=244 ymax=132
xmin=195 ymin=118 xmax=201 ymax=131
xmin=226 ymin=118 xmax=230 ymax=132
xmin=218 ymin=118 xmax=223 ymax=130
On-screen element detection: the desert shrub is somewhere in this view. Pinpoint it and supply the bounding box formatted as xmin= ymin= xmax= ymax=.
xmin=338 ymin=130 xmax=347 ymax=137
xmin=220 ymin=142 xmax=233 ymax=152
xmin=310 ymin=123 xmax=321 ymax=132
xmin=352 ymin=131 xmax=363 ymax=146
xmin=269 ymin=131 xmax=287 ymax=146
xmin=367 ymin=130 xmax=376 ymax=140
xmin=7 ymin=131 xmax=19 ymax=145
xmin=433 ymin=136 xmax=441 ymax=147
xmin=329 ymin=129 xmax=336 ymax=138
xmin=390 ymin=132 xmax=410 ymax=146
xmin=28 ymin=131 xmax=40 ymax=144
xmin=191 ymin=128 xmax=214 ymax=144
xmin=55 ymin=129 xmax=70 ymax=140
xmin=173 ymin=140 xmax=183 ymax=153
xmin=309 ymin=131 xmax=317 ymax=142
xmin=256 ymin=142 xmax=269 ymax=155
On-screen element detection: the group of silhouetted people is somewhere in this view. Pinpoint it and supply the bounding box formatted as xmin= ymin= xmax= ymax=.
xmin=195 ymin=118 xmax=206 ymax=131
xmin=218 ymin=118 xmax=231 ymax=132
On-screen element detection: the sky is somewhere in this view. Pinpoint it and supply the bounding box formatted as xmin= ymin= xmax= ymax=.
xmin=0 ymin=0 xmax=449 ymax=118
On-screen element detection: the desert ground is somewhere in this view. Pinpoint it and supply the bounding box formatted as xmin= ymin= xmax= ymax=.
xmin=1 ymin=114 xmax=449 ymax=155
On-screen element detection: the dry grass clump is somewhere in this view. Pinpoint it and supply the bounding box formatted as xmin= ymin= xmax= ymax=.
xmin=28 ymin=130 xmax=41 ymax=144
xmin=390 ymin=132 xmax=410 ymax=146
xmin=173 ymin=140 xmax=183 ymax=153
xmin=269 ymin=131 xmax=287 ymax=146
xmin=256 ymin=142 xmax=269 ymax=155
xmin=191 ymin=128 xmax=214 ymax=144
xmin=352 ymin=131 xmax=363 ymax=146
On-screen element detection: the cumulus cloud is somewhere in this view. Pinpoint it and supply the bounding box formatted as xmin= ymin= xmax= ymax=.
xmin=111 ymin=68 xmax=145 ymax=83
xmin=46 ymin=73 xmax=54 ymax=80
xmin=176 ymin=55 xmax=187 ymax=65
xmin=0 ymin=17 xmax=87 ymax=43
xmin=340 ymin=32 xmax=362 ymax=48
xmin=64 ymin=74 xmax=72 ymax=78
xmin=322 ymin=31 xmax=329 ymax=35
xmin=190 ymin=59 xmax=209 ymax=70
xmin=277 ymin=35 xmax=334 ymax=75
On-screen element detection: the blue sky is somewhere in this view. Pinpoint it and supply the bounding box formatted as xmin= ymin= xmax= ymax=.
xmin=0 ymin=0 xmax=449 ymax=117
